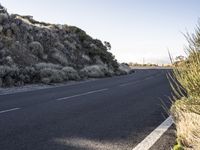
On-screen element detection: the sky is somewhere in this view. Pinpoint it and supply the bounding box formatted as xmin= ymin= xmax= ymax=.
xmin=1 ymin=0 xmax=200 ymax=64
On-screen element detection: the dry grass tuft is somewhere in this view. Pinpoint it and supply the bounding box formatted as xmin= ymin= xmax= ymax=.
xmin=172 ymin=98 xmax=200 ymax=149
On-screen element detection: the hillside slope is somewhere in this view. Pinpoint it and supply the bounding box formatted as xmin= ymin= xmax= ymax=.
xmin=0 ymin=5 xmax=130 ymax=87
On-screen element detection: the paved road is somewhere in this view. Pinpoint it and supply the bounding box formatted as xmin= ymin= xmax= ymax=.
xmin=0 ymin=69 xmax=173 ymax=150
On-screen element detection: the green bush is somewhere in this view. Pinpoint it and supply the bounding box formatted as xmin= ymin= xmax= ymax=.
xmin=173 ymin=144 xmax=184 ymax=150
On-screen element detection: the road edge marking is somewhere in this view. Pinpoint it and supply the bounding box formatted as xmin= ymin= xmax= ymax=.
xmin=56 ymin=88 xmax=108 ymax=101
xmin=0 ymin=108 xmax=21 ymax=114
xmin=132 ymin=116 xmax=173 ymax=150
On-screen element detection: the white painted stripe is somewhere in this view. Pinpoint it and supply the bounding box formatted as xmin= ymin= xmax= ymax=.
xmin=119 ymin=76 xmax=155 ymax=87
xmin=56 ymin=88 xmax=108 ymax=101
xmin=119 ymin=81 xmax=140 ymax=87
xmin=132 ymin=116 xmax=173 ymax=150
xmin=0 ymin=108 xmax=21 ymax=114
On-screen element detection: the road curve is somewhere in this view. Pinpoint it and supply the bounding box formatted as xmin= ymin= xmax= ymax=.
xmin=0 ymin=69 xmax=173 ymax=150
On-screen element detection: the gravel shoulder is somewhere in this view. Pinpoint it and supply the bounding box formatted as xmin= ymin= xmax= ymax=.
xmin=0 ymin=79 xmax=97 ymax=95
xmin=149 ymin=125 xmax=176 ymax=150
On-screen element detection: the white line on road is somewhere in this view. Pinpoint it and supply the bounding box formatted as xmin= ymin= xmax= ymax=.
xmin=119 ymin=75 xmax=158 ymax=87
xmin=119 ymin=81 xmax=140 ymax=87
xmin=0 ymin=108 xmax=21 ymax=114
xmin=132 ymin=116 xmax=173 ymax=150
xmin=56 ymin=88 xmax=109 ymax=101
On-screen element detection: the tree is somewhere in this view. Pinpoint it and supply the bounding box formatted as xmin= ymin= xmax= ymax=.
xmin=104 ymin=41 xmax=111 ymax=50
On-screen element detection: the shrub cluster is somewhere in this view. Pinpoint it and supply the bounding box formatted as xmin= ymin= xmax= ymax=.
xmin=80 ymin=65 xmax=114 ymax=78
xmin=0 ymin=66 xmax=37 ymax=86
xmin=0 ymin=63 xmax=81 ymax=87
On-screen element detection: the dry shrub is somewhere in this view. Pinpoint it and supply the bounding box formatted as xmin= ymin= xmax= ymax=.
xmin=39 ymin=68 xmax=65 ymax=84
xmin=51 ymin=52 xmax=68 ymax=66
xmin=117 ymin=63 xmax=132 ymax=75
xmin=172 ymin=98 xmax=200 ymax=150
xmin=29 ymin=41 xmax=44 ymax=58
xmin=80 ymin=65 xmax=108 ymax=78
xmin=35 ymin=63 xmax=62 ymax=70
xmin=62 ymin=66 xmax=80 ymax=80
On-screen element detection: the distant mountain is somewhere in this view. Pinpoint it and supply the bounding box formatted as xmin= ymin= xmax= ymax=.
xmin=0 ymin=4 xmax=131 ymax=87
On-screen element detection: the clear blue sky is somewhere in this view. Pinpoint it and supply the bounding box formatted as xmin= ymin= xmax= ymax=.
xmin=1 ymin=0 xmax=199 ymax=64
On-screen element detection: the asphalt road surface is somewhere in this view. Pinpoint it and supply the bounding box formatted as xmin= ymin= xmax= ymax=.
xmin=0 ymin=69 xmax=173 ymax=150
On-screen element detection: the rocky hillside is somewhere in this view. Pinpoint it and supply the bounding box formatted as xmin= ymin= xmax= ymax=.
xmin=0 ymin=5 xmax=132 ymax=87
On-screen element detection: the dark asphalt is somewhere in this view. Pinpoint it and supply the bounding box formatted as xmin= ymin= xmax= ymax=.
xmin=0 ymin=69 xmax=173 ymax=150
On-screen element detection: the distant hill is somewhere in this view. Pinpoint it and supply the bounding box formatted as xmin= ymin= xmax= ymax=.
xmin=0 ymin=4 xmax=131 ymax=87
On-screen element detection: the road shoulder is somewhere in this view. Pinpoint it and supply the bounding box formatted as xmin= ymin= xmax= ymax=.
xmin=149 ymin=125 xmax=176 ymax=150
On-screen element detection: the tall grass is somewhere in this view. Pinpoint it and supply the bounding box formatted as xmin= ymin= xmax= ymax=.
xmin=171 ymin=23 xmax=200 ymax=149
xmin=173 ymin=26 xmax=200 ymax=99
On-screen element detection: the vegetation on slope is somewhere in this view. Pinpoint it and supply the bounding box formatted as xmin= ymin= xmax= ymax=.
xmin=0 ymin=4 xmax=131 ymax=87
